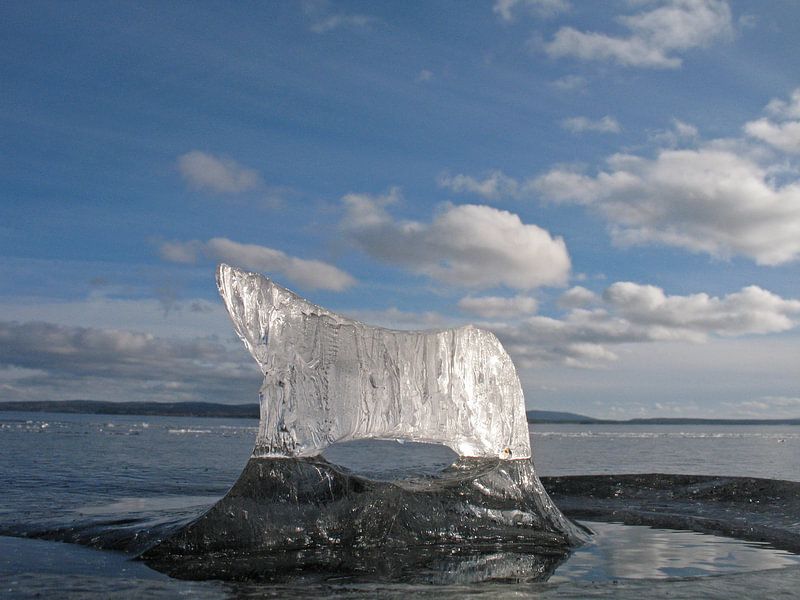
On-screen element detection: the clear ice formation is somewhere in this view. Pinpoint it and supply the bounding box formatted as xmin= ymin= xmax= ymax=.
xmin=216 ymin=263 xmax=532 ymax=460
xmin=141 ymin=265 xmax=584 ymax=581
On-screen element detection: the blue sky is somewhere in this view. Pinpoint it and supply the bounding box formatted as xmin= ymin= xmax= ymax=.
xmin=2 ymin=0 xmax=799 ymax=419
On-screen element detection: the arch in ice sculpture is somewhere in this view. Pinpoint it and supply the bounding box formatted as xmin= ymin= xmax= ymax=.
xmin=216 ymin=263 xmax=532 ymax=460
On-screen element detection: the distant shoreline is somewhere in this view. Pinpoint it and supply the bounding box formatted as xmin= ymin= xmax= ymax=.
xmin=0 ymin=400 xmax=258 ymax=419
xmin=524 ymin=409 xmax=800 ymax=426
xmin=0 ymin=400 xmax=798 ymax=425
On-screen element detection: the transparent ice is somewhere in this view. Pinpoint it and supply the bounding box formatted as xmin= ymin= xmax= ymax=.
xmin=142 ymin=265 xmax=583 ymax=579
xmin=216 ymin=263 xmax=531 ymax=460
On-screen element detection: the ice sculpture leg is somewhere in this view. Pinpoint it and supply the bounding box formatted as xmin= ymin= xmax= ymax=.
xmin=142 ymin=265 xmax=584 ymax=582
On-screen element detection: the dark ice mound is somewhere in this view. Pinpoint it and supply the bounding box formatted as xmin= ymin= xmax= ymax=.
xmin=543 ymin=474 xmax=800 ymax=554
xmin=142 ymin=456 xmax=585 ymax=582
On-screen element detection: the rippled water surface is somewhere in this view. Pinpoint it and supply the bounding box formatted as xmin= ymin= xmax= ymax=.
xmin=530 ymin=423 xmax=800 ymax=481
xmin=2 ymin=411 xmax=799 ymax=598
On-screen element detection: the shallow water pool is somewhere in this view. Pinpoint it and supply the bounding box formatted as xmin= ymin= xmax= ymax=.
xmin=554 ymin=521 xmax=800 ymax=582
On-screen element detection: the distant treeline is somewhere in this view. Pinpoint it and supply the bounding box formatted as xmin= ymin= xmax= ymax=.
xmin=620 ymin=417 xmax=800 ymax=425
xmin=0 ymin=400 xmax=259 ymax=419
xmin=0 ymin=401 xmax=797 ymax=425
xmin=525 ymin=409 xmax=800 ymax=426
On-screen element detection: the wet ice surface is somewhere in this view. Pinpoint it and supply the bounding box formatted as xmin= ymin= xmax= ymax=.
xmin=5 ymin=521 xmax=800 ymax=582
xmin=4 ymin=524 xmax=800 ymax=598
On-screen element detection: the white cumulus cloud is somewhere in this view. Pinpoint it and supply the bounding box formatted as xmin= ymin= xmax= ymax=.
xmin=744 ymin=119 xmax=800 ymax=154
xmin=603 ymin=282 xmax=800 ymax=338
xmin=177 ymin=151 xmax=261 ymax=194
xmin=550 ymin=74 xmax=588 ymax=93
xmin=159 ymin=237 xmax=355 ymax=291
xmin=558 ymin=286 xmax=599 ymax=308
xmin=534 ymin=148 xmax=800 ymax=265
xmin=340 ymin=190 xmax=571 ymax=289
xmin=649 ymin=118 xmax=699 ymax=146
xmin=494 ymin=283 xmax=800 ymax=368
xmin=458 ymin=295 xmax=538 ymax=319
xmin=437 ymin=170 xmax=521 ymax=200
xmin=561 ymin=115 xmax=621 ymax=134
xmin=303 ymin=0 xmax=377 ymax=33
xmin=545 ymin=0 xmax=733 ymax=69
xmin=450 ymin=91 xmax=800 ymax=266
xmin=744 ymin=88 xmax=800 ymax=154
xmin=765 ymin=88 xmax=800 ymax=119
xmin=494 ymin=0 xmax=571 ymax=21
xmin=744 ymin=89 xmax=800 ymax=154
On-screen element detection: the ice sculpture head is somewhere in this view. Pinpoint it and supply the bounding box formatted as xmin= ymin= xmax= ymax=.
xmin=216 ymin=264 xmax=532 ymax=460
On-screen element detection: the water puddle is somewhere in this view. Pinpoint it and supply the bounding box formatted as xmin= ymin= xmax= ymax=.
xmin=553 ymin=521 xmax=800 ymax=582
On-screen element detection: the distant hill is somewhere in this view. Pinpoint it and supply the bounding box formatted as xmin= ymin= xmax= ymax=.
xmin=626 ymin=417 xmax=800 ymax=426
xmin=0 ymin=400 xmax=259 ymax=419
xmin=526 ymin=410 xmax=599 ymax=423
xmin=526 ymin=411 xmax=800 ymax=425
xmin=1 ymin=401 xmax=797 ymax=425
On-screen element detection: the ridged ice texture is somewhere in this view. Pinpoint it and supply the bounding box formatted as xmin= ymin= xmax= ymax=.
xmin=216 ymin=264 xmax=531 ymax=459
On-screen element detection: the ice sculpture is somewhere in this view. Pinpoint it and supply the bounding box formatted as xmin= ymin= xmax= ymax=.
xmin=215 ymin=263 xmax=531 ymax=460
xmin=142 ymin=264 xmax=583 ymax=582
